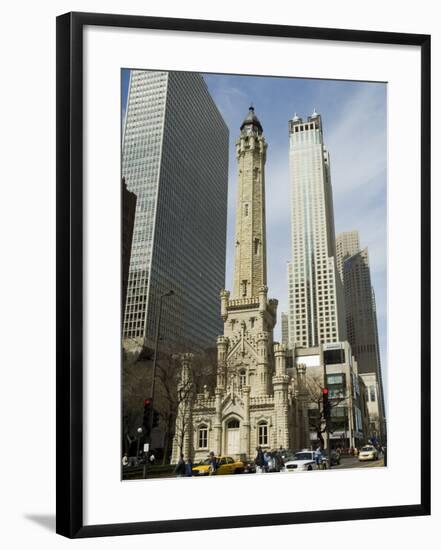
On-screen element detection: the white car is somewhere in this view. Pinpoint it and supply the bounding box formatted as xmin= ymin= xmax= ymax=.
xmin=358 ymin=445 xmax=379 ymax=461
xmin=282 ymin=450 xmax=321 ymax=472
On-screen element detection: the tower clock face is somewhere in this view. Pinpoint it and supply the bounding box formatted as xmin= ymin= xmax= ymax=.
xmin=245 ymin=124 xmax=253 ymax=135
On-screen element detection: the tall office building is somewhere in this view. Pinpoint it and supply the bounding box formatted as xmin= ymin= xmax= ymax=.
xmin=342 ymin=245 xmax=386 ymax=439
xmin=281 ymin=312 xmax=289 ymax=348
xmin=336 ymin=230 xmax=360 ymax=282
xmin=122 ymin=177 xmax=137 ymax=316
xmin=122 ymin=70 xmax=229 ymax=352
xmin=287 ymin=111 xmax=346 ymax=349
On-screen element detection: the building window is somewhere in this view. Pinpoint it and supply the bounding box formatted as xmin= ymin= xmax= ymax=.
xmin=242 ymin=280 xmax=248 ymax=297
xmin=370 ymin=386 xmax=376 ymax=401
xmin=239 ymin=370 xmax=246 ymax=388
xmin=198 ymin=425 xmax=208 ymax=449
xmin=258 ymin=422 xmax=268 ymax=446
xmin=244 ymin=203 xmax=249 ymax=216
xmin=227 ymin=418 xmax=240 ymax=429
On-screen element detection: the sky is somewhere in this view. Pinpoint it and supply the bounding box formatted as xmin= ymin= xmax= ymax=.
xmin=122 ymin=70 xmax=387 ymax=389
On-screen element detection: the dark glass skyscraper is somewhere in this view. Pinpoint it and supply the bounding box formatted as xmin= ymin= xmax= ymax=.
xmin=122 ymin=70 xmax=229 ymax=352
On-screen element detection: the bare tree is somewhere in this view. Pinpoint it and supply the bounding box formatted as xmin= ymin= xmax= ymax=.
xmin=305 ymin=374 xmax=347 ymax=448
xmin=154 ymin=350 xmax=217 ymax=463
xmin=121 ymin=353 xmax=153 ymax=454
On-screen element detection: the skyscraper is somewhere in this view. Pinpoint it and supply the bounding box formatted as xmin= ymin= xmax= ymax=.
xmin=281 ymin=312 xmax=289 ymax=348
xmin=122 ymin=70 xmax=229 ymax=353
xmin=122 ymin=177 xmax=137 ymax=316
xmin=287 ymin=111 xmax=346 ymax=349
xmin=341 ymin=245 xmax=386 ymax=440
xmin=336 ymin=230 xmax=360 ymax=282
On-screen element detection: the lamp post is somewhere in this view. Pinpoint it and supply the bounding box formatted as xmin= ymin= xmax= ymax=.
xmin=147 ymin=290 xmax=175 ymax=447
xmin=136 ymin=426 xmax=143 ymax=461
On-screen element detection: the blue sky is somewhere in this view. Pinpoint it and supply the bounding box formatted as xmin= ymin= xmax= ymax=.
xmin=122 ymin=70 xmax=387 ymax=387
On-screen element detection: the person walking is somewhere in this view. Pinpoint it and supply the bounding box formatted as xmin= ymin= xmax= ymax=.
xmin=174 ymin=453 xmax=185 ymax=477
xmin=185 ymin=457 xmax=193 ymax=477
xmin=208 ymin=451 xmax=218 ymax=475
xmin=263 ymin=450 xmax=271 ymax=473
xmin=255 ymin=446 xmax=265 ymax=474
xmin=315 ymin=445 xmax=323 ymax=469
xmin=149 ymin=452 xmax=156 ymax=466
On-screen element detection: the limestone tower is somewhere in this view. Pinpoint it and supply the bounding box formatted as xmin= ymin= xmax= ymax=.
xmin=233 ymin=106 xmax=268 ymax=299
xmin=218 ymin=106 xmax=279 ymax=398
xmin=172 ymin=107 xmax=303 ymax=462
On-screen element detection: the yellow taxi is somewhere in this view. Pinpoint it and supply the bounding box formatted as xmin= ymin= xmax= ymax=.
xmin=192 ymin=456 xmax=245 ymax=476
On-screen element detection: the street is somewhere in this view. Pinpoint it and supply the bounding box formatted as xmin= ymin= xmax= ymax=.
xmin=332 ymin=455 xmax=384 ymax=469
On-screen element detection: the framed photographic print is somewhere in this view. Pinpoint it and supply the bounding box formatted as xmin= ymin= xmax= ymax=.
xmin=56 ymin=11 xmax=431 ymax=538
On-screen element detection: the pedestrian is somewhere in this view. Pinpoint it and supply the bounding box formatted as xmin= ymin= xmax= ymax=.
xmin=174 ymin=453 xmax=185 ymax=477
xmin=149 ymin=452 xmax=155 ymax=466
xmin=208 ymin=451 xmax=218 ymax=475
xmin=122 ymin=452 xmax=128 ymax=467
xmin=185 ymin=457 xmax=193 ymax=477
xmin=263 ymin=450 xmax=271 ymax=473
xmin=255 ymin=446 xmax=265 ymax=473
xmin=315 ymin=445 xmax=323 ymax=469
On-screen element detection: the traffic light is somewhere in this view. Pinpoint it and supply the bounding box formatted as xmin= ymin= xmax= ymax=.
xmin=143 ymin=398 xmax=152 ymax=433
xmin=152 ymin=409 xmax=160 ymax=429
xmin=322 ymin=388 xmax=331 ymax=423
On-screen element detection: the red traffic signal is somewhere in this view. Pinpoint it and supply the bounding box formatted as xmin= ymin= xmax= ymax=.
xmin=144 ymin=398 xmax=152 ymax=406
xmin=322 ymin=388 xmax=329 ymax=395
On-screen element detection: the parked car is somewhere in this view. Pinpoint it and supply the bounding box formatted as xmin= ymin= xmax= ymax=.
xmin=192 ymin=456 xmax=245 ymax=476
xmin=265 ymin=451 xmax=285 ymax=472
xmin=358 ymin=445 xmax=378 ymax=461
xmin=243 ymin=460 xmax=256 ymax=474
xmin=282 ymin=450 xmax=320 ymax=472
xmin=322 ymin=449 xmax=341 ymax=466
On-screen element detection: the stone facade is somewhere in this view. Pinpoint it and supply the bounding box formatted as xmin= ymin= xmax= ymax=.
xmin=172 ymin=108 xmax=310 ymax=463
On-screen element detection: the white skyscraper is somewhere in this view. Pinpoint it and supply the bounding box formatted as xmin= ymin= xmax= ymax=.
xmin=287 ymin=111 xmax=346 ymax=349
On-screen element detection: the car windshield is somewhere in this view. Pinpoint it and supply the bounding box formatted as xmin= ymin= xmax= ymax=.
xmin=361 ymin=446 xmax=374 ymax=451
xmin=294 ymin=452 xmax=313 ymax=460
xmin=282 ymin=453 xmax=296 ymax=461
xmin=199 ymin=459 xmax=212 ymax=465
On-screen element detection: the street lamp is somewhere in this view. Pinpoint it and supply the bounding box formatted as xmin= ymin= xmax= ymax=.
xmin=136 ymin=426 xmax=143 ymax=460
xmin=147 ymin=290 xmax=175 ymax=447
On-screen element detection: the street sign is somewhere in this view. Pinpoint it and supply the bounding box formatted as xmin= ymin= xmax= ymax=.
xmin=143 ymin=443 xmax=150 ymax=452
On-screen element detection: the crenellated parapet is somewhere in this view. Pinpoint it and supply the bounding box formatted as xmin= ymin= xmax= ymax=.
xmin=220 ymin=289 xmax=230 ymax=320
xmin=296 ymin=363 xmax=309 ymax=399
xmin=176 ymin=352 xmax=194 ymax=387
xmin=273 ymin=342 xmax=287 ymax=376
xmin=193 ymin=396 xmax=216 ymax=410
xmin=258 ymin=285 xmax=268 ymax=313
xmin=250 ymin=395 xmax=275 ymax=407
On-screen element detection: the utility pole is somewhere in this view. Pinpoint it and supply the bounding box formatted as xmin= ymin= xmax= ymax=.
xmin=322 ymin=387 xmax=332 ymax=469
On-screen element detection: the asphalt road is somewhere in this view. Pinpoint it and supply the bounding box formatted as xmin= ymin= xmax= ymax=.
xmin=332 ymin=456 xmax=384 ymax=469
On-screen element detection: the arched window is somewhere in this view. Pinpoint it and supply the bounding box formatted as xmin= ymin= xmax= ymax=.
xmin=258 ymin=422 xmax=268 ymax=446
xmin=239 ymin=370 xmax=246 ymax=388
xmin=227 ymin=418 xmax=240 ymax=429
xmin=198 ymin=424 xmax=208 ymax=449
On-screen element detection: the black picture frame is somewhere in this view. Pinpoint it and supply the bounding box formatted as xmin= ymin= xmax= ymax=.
xmin=56 ymin=11 xmax=431 ymax=539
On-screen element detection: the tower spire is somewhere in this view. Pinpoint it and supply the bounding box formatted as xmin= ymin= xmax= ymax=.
xmin=233 ymin=107 xmax=268 ymax=299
